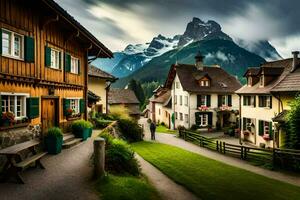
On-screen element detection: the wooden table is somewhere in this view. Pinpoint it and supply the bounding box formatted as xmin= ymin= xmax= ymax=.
xmin=0 ymin=140 xmax=44 ymax=183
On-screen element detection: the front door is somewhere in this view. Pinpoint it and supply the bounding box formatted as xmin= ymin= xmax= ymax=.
xmin=42 ymin=98 xmax=58 ymax=134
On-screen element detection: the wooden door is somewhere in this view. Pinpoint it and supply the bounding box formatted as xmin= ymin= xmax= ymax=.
xmin=42 ymin=99 xmax=57 ymax=133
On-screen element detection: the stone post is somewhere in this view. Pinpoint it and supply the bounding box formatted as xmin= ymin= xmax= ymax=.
xmin=94 ymin=137 xmax=105 ymax=178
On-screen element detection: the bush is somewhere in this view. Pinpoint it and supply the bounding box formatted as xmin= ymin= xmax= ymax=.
xmin=190 ymin=124 xmax=198 ymax=131
xmin=47 ymin=127 xmax=63 ymax=138
xmin=93 ymin=118 xmax=114 ymax=129
xmin=118 ymin=118 xmax=143 ymax=142
xmin=99 ymin=130 xmax=114 ymax=147
xmin=106 ymin=139 xmax=140 ymax=176
xmin=109 ymin=105 xmax=131 ymax=120
xmin=160 ymin=122 xmax=165 ymax=126
xmin=71 ymin=120 xmax=93 ymax=131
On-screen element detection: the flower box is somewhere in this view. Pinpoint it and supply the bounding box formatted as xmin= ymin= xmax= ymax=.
xmin=263 ymin=134 xmax=270 ymax=141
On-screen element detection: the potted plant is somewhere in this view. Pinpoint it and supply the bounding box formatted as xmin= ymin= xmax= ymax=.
xmin=71 ymin=120 xmax=93 ymax=141
xmin=45 ymin=127 xmax=63 ymax=154
xmin=207 ymin=125 xmax=213 ymax=132
xmin=66 ymin=108 xmax=74 ymax=117
xmin=2 ymin=112 xmax=15 ymax=126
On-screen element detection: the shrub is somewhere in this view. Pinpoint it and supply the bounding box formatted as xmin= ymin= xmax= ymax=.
xmin=106 ymin=139 xmax=140 ymax=176
xmin=99 ymin=130 xmax=114 ymax=147
xmin=93 ymin=118 xmax=114 ymax=129
xmin=160 ymin=122 xmax=165 ymax=126
xmin=285 ymin=95 xmax=300 ymax=149
xmin=47 ymin=127 xmax=63 ymax=138
xmin=118 ymin=118 xmax=143 ymax=142
xmin=71 ymin=120 xmax=93 ymax=131
xmin=190 ymin=124 xmax=198 ymax=131
xmin=109 ymin=105 xmax=131 ymax=120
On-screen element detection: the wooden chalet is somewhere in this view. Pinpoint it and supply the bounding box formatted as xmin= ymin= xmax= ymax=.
xmin=0 ymin=0 xmax=113 ymax=136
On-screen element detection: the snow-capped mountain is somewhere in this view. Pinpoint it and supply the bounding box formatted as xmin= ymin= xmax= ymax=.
xmin=92 ymin=17 xmax=281 ymax=78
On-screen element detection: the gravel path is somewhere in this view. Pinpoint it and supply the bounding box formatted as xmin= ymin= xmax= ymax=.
xmin=0 ymin=133 xmax=100 ymax=200
xmin=136 ymin=154 xmax=200 ymax=200
xmin=139 ymin=118 xmax=300 ymax=187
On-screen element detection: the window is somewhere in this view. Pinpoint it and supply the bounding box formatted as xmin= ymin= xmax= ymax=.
xmin=244 ymin=118 xmax=254 ymax=132
xmin=179 ymin=95 xmax=182 ymax=105
xmin=50 ymin=48 xmax=61 ymax=69
xmin=222 ymin=95 xmax=227 ymax=105
xmin=174 ymin=95 xmax=177 ymax=104
xmin=258 ymin=96 xmax=272 ymax=108
xmin=70 ymin=99 xmax=80 ymax=114
xmin=1 ymin=29 xmax=24 ymax=59
xmin=184 ymin=96 xmax=188 ymax=106
xmin=175 ymin=112 xmax=178 ymax=120
xmin=1 ymin=94 xmax=27 ymax=119
xmin=175 ymin=82 xmax=180 ymax=89
xmin=200 ymin=80 xmax=209 ymax=86
xmin=243 ymin=95 xmax=256 ymax=106
xmin=259 ymin=76 xmax=264 ymax=87
xmin=199 ymin=114 xmax=208 ymax=126
xmin=247 ymin=77 xmax=252 ymax=86
xmin=159 ymin=108 xmax=161 ymax=115
xmin=184 ymin=114 xmax=189 ymax=123
xmin=201 ymin=95 xmax=207 ymax=106
xmin=258 ymin=120 xmax=273 ymax=137
xmin=71 ymin=56 xmax=79 ymax=74
xmin=179 ymin=113 xmax=183 ymax=121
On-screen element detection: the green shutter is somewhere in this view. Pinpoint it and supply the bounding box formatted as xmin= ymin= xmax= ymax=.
xmin=206 ymin=95 xmax=211 ymax=107
xmin=208 ymin=112 xmax=212 ymax=126
xmin=64 ymin=53 xmax=71 ymax=72
xmin=63 ymin=99 xmax=71 ymax=116
xmin=80 ymin=99 xmax=85 ymax=113
xmin=253 ymin=96 xmax=256 ymax=107
xmin=269 ymin=96 xmax=272 ymax=108
xmin=45 ymin=46 xmax=51 ymax=67
xmin=197 ymin=95 xmax=201 ymax=107
xmin=218 ymin=95 xmax=222 ymax=107
xmin=0 ymin=29 xmax=2 ymax=55
xmin=78 ymin=59 xmax=80 ymax=74
xmin=243 ymin=118 xmax=246 ymax=131
xmin=227 ymin=95 xmax=232 ymax=106
xmin=195 ymin=112 xmax=201 ymax=125
xmin=26 ymin=97 xmax=39 ymax=119
xmin=243 ymin=96 xmax=246 ymax=105
xmin=269 ymin=122 xmax=273 ymax=139
xmin=258 ymin=120 xmax=264 ymax=136
xmin=59 ymin=52 xmax=62 ymax=69
xmin=25 ymin=36 xmax=35 ymax=62
xmin=0 ymin=95 xmax=2 ymax=120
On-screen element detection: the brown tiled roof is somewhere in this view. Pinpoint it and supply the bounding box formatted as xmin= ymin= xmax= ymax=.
xmin=108 ymin=89 xmax=140 ymax=104
xmin=128 ymin=105 xmax=142 ymax=115
xmin=273 ymin=110 xmax=288 ymax=122
xmin=166 ymin=64 xmax=242 ymax=94
xmin=243 ymin=68 xmax=260 ymax=77
xmin=88 ymin=90 xmax=101 ymax=101
xmin=151 ymin=90 xmax=171 ymax=104
xmin=88 ymin=65 xmax=117 ymax=81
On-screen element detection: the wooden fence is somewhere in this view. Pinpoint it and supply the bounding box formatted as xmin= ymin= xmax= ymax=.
xmin=181 ymin=130 xmax=300 ymax=171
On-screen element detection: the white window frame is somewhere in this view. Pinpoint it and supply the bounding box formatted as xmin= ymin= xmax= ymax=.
xmin=0 ymin=92 xmax=29 ymax=120
xmin=184 ymin=96 xmax=188 ymax=106
xmin=66 ymin=97 xmax=81 ymax=114
xmin=179 ymin=113 xmax=183 ymax=121
xmin=184 ymin=114 xmax=189 ymax=123
xmin=50 ymin=48 xmax=61 ymax=69
xmin=201 ymin=95 xmax=207 ymax=106
xmin=199 ymin=114 xmax=208 ymax=127
xmin=179 ymin=95 xmax=182 ymax=105
xmin=1 ymin=29 xmax=24 ymax=60
xmin=174 ymin=95 xmax=177 ymax=104
xmin=200 ymin=80 xmax=209 ymax=86
xmin=222 ymin=95 xmax=227 ymax=106
xmin=71 ymin=56 xmax=79 ymax=74
xmin=175 ymin=82 xmax=180 ymax=89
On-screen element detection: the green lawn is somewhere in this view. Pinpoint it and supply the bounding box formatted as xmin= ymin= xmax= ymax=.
xmin=156 ymin=125 xmax=177 ymax=134
xmin=96 ymin=174 xmax=161 ymax=200
xmin=132 ymin=142 xmax=300 ymax=200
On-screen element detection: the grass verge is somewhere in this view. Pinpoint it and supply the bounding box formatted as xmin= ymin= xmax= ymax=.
xmin=96 ymin=174 xmax=161 ymax=200
xmin=156 ymin=125 xmax=177 ymax=134
xmin=132 ymin=141 xmax=300 ymax=200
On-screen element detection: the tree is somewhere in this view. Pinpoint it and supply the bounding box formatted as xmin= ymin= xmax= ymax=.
xmin=285 ymin=95 xmax=300 ymax=149
xmin=128 ymin=79 xmax=145 ymax=107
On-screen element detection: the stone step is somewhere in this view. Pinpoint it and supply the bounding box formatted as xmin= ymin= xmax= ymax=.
xmin=63 ymin=134 xmax=75 ymax=142
xmin=62 ymin=138 xmax=83 ymax=149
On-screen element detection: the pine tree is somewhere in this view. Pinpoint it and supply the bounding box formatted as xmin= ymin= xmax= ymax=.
xmin=128 ymin=79 xmax=145 ymax=107
xmin=285 ymin=95 xmax=300 ymax=149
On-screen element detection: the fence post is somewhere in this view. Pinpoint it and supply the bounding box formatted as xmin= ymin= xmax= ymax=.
xmin=223 ymin=142 xmax=226 ymax=154
xmin=272 ymin=148 xmax=276 ymax=168
xmin=216 ymin=141 xmax=219 ymax=152
xmin=241 ymin=146 xmax=244 ymax=159
xmin=244 ymin=147 xmax=247 ymax=160
xmin=94 ymin=137 xmax=106 ymax=178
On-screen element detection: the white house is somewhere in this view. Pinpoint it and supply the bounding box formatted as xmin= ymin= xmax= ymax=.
xmin=164 ymin=52 xmax=242 ymax=130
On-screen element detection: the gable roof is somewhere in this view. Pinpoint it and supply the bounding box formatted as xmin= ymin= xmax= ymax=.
xmin=42 ymin=0 xmax=113 ymax=58
xmin=88 ymin=65 xmax=117 ymax=81
xmin=165 ymin=64 xmax=242 ymax=94
xmin=108 ymin=89 xmax=140 ymax=104
xmin=243 ymin=68 xmax=260 ymax=77
xmin=151 ymin=89 xmax=171 ymax=104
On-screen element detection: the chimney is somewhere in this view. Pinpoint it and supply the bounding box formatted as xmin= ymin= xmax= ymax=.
xmin=291 ymin=51 xmax=299 ymax=72
xmin=195 ymin=51 xmax=204 ymax=71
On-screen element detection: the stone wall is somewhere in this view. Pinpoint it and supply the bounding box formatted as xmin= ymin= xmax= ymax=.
xmin=0 ymin=124 xmax=41 ymax=172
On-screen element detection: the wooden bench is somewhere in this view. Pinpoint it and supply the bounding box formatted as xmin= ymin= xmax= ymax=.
xmin=0 ymin=140 xmax=47 ymax=184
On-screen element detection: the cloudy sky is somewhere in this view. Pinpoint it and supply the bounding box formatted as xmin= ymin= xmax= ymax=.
xmin=55 ymin=0 xmax=300 ymax=58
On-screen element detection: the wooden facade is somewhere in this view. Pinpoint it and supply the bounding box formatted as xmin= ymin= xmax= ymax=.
xmin=0 ymin=0 xmax=112 ymax=133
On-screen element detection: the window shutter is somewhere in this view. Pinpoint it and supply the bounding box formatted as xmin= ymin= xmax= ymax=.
xmin=80 ymin=99 xmax=85 ymax=113
xmin=253 ymin=96 xmax=256 ymax=107
xmin=258 ymin=120 xmax=264 ymax=136
xmin=243 ymin=96 xmax=246 ymax=106
xmin=206 ymin=95 xmax=211 ymax=107
xmin=269 ymin=96 xmax=272 ymax=108
xmin=227 ymin=95 xmax=232 ymax=106
xmin=63 ymin=99 xmax=70 ymax=116
xmin=258 ymin=96 xmax=262 ymax=107
xmin=0 ymin=29 xmax=2 ymax=55
xmin=59 ymin=52 xmax=62 ymax=69
xmin=269 ymin=122 xmax=273 ymax=139
xmin=0 ymin=95 xmax=2 ymax=120
xmin=78 ymin=59 xmax=81 ymax=74
xmin=243 ymin=117 xmax=246 ymax=130
xmin=208 ymin=112 xmax=212 ymax=126
xmin=195 ymin=112 xmax=201 ymax=125
xmin=64 ymin=53 xmax=71 ymax=72
xmin=26 ymin=97 xmax=39 ymax=119
xmin=25 ymin=36 xmax=35 ymax=62
xmin=218 ymin=95 xmax=222 ymax=107
xmin=197 ymin=95 xmax=201 ymax=107
xmin=45 ymin=46 xmax=51 ymax=67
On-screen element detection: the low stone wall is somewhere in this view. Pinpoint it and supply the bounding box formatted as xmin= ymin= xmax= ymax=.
xmin=0 ymin=124 xmax=41 ymax=172
xmin=99 ymin=121 xmax=120 ymax=138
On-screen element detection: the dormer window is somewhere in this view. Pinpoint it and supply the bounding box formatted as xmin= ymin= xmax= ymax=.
xmin=248 ymin=77 xmax=252 ymax=86
xmin=200 ymin=79 xmax=210 ymax=87
xmin=259 ymin=76 xmax=264 ymax=87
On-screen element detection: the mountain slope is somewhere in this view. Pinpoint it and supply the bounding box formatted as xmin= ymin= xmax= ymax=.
xmin=113 ymin=39 xmax=266 ymax=88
